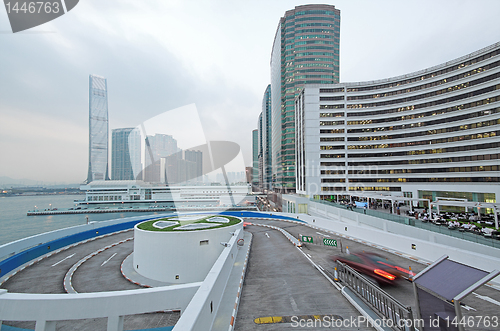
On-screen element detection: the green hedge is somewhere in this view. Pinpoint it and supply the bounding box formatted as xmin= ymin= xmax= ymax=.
xmin=137 ymin=215 xmax=241 ymax=232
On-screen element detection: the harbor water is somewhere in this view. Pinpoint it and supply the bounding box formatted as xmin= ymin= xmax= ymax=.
xmin=0 ymin=195 xmax=158 ymax=246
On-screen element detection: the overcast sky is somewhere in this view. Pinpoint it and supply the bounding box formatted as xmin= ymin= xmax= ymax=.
xmin=1 ymin=0 xmax=500 ymax=184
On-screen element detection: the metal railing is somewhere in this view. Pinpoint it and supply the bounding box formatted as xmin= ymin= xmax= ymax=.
xmin=312 ymin=199 xmax=500 ymax=249
xmin=336 ymin=261 xmax=415 ymax=331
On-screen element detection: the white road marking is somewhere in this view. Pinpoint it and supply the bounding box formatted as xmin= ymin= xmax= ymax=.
xmin=307 ymin=254 xmax=312 ymax=258
xmin=317 ymin=232 xmax=330 ymax=237
xmin=51 ymin=253 xmax=75 ymax=267
xmin=289 ymin=296 xmax=299 ymax=312
xmin=318 ymin=264 xmax=325 ymax=271
xmin=296 ymin=247 xmax=341 ymax=291
xmin=461 ymin=305 xmax=476 ymax=311
xmin=101 ymin=253 xmax=117 ymax=266
xmin=472 ymin=292 xmax=500 ymax=306
xmin=265 ymin=233 xmax=270 ymax=238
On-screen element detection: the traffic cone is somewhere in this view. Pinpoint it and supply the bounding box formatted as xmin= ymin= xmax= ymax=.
xmin=334 ymin=267 xmax=338 ymax=281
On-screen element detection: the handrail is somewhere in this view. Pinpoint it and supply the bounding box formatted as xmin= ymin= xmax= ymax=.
xmin=336 ymin=261 xmax=415 ymax=331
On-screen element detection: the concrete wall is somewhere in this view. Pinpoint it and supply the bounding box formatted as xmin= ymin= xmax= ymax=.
xmin=0 ymin=215 xmax=163 ymax=281
xmin=305 ymin=201 xmax=500 ymax=283
xmin=173 ymin=228 xmax=244 ymax=331
xmin=0 ymin=215 xmax=161 ymax=262
xmin=0 ymin=283 xmax=200 ymax=321
xmin=133 ymin=220 xmax=243 ymax=283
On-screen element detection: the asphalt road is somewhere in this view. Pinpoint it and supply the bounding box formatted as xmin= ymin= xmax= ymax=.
xmin=241 ymin=218 xmax=500 ymax=331
xmin=235 ymin=223 xmax=374 ymax=331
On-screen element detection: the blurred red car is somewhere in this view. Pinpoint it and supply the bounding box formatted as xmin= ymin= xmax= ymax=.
xmin=332 ymin=252 xmax=411 ymax=286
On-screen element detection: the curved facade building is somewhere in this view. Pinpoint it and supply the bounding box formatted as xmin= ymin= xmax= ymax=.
xmin=296 ymin=42 xmax=500 ymax=203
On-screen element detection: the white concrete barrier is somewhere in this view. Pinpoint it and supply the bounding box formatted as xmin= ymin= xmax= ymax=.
xmin=173 ymin=228 xmax=244 ymax=331
xmin=302 ymin=202 xmax=500 ymax=284
xmin=0 ymin=283 xmax=200 ymax=330
xmin=0 ymin=214 xmax=164 ymax=261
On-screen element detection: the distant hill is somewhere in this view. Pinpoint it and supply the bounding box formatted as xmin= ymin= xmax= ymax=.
xmin=0 ymin=176 xmax=80 ymax=189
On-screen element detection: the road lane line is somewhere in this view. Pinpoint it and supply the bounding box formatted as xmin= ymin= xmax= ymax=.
xmin=296 ymin=247 xmax=341 ymax=291
xmin=51 ymin=253 xmax=75 ymax=267
xmin=472 ymin=292 xmax=500 ymax=306
xmin=318 ymin=264 xmax=324 ymax=271
xmin=101 ymin=252 xmax=117 ymax=266
xmin=461 ymin=305 xmax=476 ymax=311
xmin=316 ymin=232 xmax=330 ymax=237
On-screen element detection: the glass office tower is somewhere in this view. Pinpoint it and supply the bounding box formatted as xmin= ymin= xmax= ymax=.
xmin=252 ymin=129 xmax=259 ymax=188
xmin=111 ymin=128 xmax=141 ymax=180
xmin=86 ymin=74 xmax=110 ymax=183
xmin=270 ymin=4 xmax=340 ymax=192
xmin=261 ymin=84 xmax=272 ymax=190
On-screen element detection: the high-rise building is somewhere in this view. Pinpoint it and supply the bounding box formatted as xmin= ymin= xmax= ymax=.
xmin=144 ymin=134 xmax=179 ymax=182
xmin=111 ymin=128 xmax=141 ymax=180
xmin=295 ymin=42 xmax=500 ymax=203
xmin=261 ymin=84 xmax=272 ymax=190
xmin=184 ymin=150 xmax=203 ymax=184
xmin=252 ymin=129 xmax=259 ymax=188
xmin=86 ymin=74 xmax=110 ymax=183
xmin=258 ymin=112 xmax=264 ymax=189
xmin=270 ymin=4 xmax=340 ymax=192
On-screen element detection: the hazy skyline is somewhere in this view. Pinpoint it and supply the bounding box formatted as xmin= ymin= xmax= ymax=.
xmin=1 ymin=0 xmax=500 ymax=184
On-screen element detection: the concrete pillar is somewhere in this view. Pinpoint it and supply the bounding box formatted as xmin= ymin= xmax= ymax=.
xmin=35 ymin=321 xmax=56 ymax=331
xmin=494 ymin=207 xmax=499 ymax=230
xmin=107 ymin=316 xmax=124 ymax=331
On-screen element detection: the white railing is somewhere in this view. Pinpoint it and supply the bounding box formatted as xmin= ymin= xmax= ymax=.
xmin=0 ymin=284 xmax=200 ymax=330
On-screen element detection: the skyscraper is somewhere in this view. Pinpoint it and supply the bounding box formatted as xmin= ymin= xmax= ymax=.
xmin=258 ymin=112 xmax=264 ymax=189
xmin=270 ymin=4 xmax=340 ymax=192
xmin=144 ymin=134 xmax=178 ymax=182
xmin=111 ymin=128 xmax=141 ymax=180
xmin=86 ymin=74 xmax=110 ymax=183
xmin=261 ymin=84 xmax=272 ymax=190
xmin=252 ymin=129 xmax=259 ymax=188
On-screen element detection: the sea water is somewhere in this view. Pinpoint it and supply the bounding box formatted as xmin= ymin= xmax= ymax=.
xmin=0 ymin=195 xmax=157 ymax=246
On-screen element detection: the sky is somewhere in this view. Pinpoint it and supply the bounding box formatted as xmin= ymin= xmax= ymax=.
xmin=1 ymin=0 xmax=500 ymax=184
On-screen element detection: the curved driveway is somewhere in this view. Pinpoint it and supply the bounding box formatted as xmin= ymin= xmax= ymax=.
xmin=0 ymin=229 xmax=179 ymax=330
xmin=1 ymin=215 xmax=499 ymax=331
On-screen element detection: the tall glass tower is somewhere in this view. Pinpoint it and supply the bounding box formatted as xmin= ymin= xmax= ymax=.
xmin=252 ymin=129 xmax=259 ymax=188
xmin=261 ymin=84 xmax=272 ymax=190
xmin=111 ymin=128 xmax=141 ymax=180
xmin=86 ymin=74 xmax=110 ymax=183
xmin=271 ymin=4 xmax=340 ymax=192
